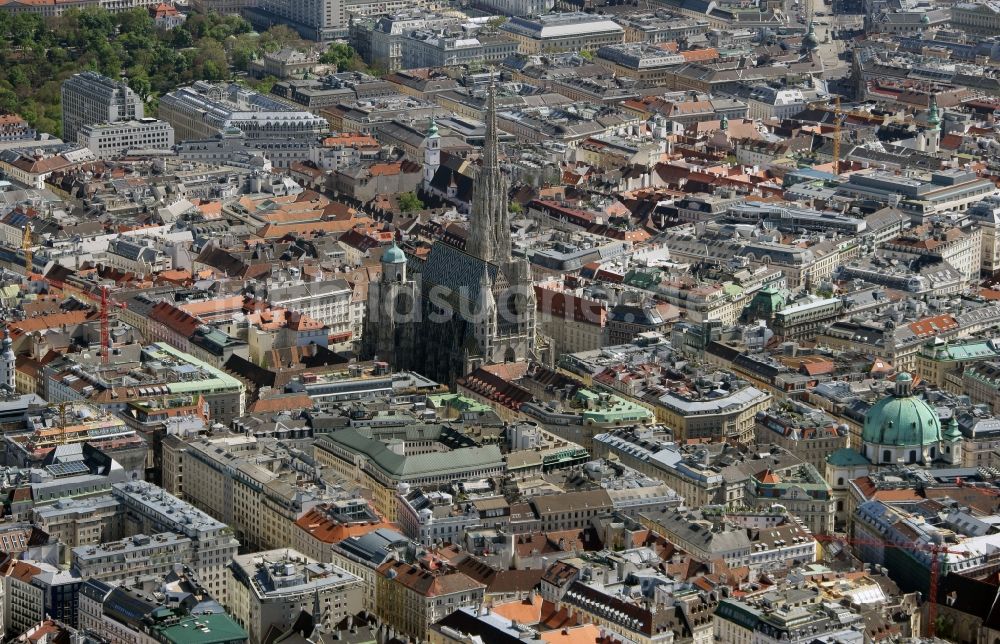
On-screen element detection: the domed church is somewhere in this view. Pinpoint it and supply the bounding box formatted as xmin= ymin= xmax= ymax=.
xmin=827 ymin=372 xmax=962 ymax=478
xmin=861 ymin=372 xmax=958 ymax=466
xmin=826 ymin=372 xmax=962 ymax=530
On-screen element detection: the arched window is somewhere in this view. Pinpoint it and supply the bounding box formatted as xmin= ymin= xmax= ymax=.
xmin=929 ymin=447 xmax=936 ymax=459
xmin=883 ymin=450 xmax=891 ymax=463
xmin=837 ymin=477 xmax=844 ymax=486
xmin=909 ymin=450 xmax=918 ymax=463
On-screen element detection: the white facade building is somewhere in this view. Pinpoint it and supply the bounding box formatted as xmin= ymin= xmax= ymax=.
xmin=77 ymin=118 xmax=174 ymax=159
xmin=263 ymin=279 xmax=355 ymax=339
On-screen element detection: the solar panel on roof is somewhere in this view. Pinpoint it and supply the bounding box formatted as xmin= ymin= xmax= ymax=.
xmin=46 ymin=461 xmax=90 ymax=478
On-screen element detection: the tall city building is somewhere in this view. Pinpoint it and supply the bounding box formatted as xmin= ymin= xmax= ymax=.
xmin=249 ymin=0 xmax=347 ymax=41
xmin=61 ymin=72 xmax=144 ymax=144
xmin=362 ymin=82 xmax=536 ymax=385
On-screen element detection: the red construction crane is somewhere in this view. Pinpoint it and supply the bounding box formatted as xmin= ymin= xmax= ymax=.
xmin=813 ymin=533 xmax=967 ymax=638
xmin=98 ymin=285 xmax=126 ymax=364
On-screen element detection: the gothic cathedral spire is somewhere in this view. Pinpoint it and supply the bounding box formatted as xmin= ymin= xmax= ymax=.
xmin=467 ymin=77 xmax=512 ymax=264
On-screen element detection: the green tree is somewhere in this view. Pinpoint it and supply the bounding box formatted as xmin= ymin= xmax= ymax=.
xmin=7 ymin=67 xmax=29 ymax=92
xmin=579 ymin=49 xmax=594 ymax=60
xmin=127 ymin=74 xmax=152 ymax=102
xmin=398 ymin=192 xmax=424 ymax=213
xmin=117 ymin=8 xmax=155 ymax=38
xmin=193 ymin=38 xmax=230 ymax=81
xmin=0 ymin=6 xmax=271 ymax=134
xmin=228 ymin=32 xmax=260 ymax=71
xmin=170 ymin=26 xmax=193 ymax=49
xmin=252 ymin=75 xmax=279 ymax=94
xmin=509 ymin=201 xmax=523 ymax=214
xmin=320 ymin=42 xmax=364 ymax=72
xmin=258 ymin=25 xmax=304 ymax=53
xmin=0 ymin=88 xmax=18 ymax=114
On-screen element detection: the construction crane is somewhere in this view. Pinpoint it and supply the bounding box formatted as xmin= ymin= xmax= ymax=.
xmin=54 ymin=281 xmax=125 ymax=363
xmin=832 ymin=96 xmax=842 ymax=174
xmin=22 ymin=223 xmax=32 ymax=277
xmin=814 ymin=533 xmax=966 ymax=638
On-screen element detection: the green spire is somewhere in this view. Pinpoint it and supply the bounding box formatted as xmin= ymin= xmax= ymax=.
xmin=927 ymin=94 xmax=940 ymax=130
xmin=943 ymin=416 xmax=962 ymax=441
xmin=720 ymin=113 xmax=729 ymax=131
xmin=804 ymin=21 xmax=818 ymax=49
xmin=427 ymin=117 xmax=439 ymax=139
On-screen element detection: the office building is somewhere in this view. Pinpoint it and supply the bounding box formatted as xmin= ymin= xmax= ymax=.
xmin=313 ymin=426 xmax=505 ymax=520
xmin=72 ymin=533 xmax=194 ymax=583
xmin=501 ymin=12 xmax=624 ymax=54
xmin=401 ymin=31 xmax=518 ymax=70
xmin=837 ymin=169 xmax=997 ymax=217
xmin=247 ymin=0 xmax=347 ymax=41
xmin=471 ymin=0 xmax=552 ymax=15
xmin=158 ymin=82 xmax=329 ymax=167
xmin=31 ymin=495 xmax=121 ymax=549
xmin=112 ymin=481 xmax=240 ymax=605
xmin=77 ymin=119 xmax=174 ymax=160
xmin=61 ymin=72 xmax=144 ymax=144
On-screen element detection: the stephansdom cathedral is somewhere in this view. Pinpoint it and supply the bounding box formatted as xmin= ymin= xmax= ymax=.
xmin=362 ymin=83 xmax=536 ymax=386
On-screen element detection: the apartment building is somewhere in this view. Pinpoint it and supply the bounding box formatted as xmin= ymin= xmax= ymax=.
xmin=534 ymin=283 xmax=606 ymax=356
xmin=0 ymin=0 xmax=160 ymax=17
xmin=330 ymin=529 xmax=411 ymax=611
xmin=375 ymin=560 xmax=485 ymax=640
xmin=882 ymin=221 xmax=983 ymax=283
xmin=103 ymin=237 xmax=172 ymax=275
xmin=2 ymin=560 xmax=42 ymax=640
xmin=293 ymin=499 xmax=395 ymax=562
xmin=754 ymin=403 xmax=849 ymax=471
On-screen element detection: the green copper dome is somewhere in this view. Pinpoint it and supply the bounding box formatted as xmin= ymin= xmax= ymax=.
xmin=382 ymin=242 xmax=406 ymax=264
xmin=862 ymin=373 xmax=941 ymax=447
xmin=804 ymin=22 xmax=819 ymax=49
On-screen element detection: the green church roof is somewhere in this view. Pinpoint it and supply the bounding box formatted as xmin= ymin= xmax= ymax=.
xmin=862 ymin=373 xmax=941 ymax=448
xmin=826 ymin=447 xmax=870 ymax=467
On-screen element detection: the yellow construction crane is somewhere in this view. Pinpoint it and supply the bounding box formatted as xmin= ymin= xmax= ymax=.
xmin=22 ymin=223 xmax=32 ymax=277
xmin=832 ymin=97 xmax=842 ymax=173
